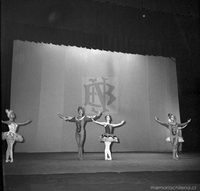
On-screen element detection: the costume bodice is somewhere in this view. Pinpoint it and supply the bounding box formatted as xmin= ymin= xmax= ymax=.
xmin=75 ymin=116 xmax=85 ymax=132
xmin=8 ymin=123 xmax=18 ymax=133
xmin=169 ymin=123 xmax=179 ymax=136
xmin=104 ymin=124 xmax=113 ymax=134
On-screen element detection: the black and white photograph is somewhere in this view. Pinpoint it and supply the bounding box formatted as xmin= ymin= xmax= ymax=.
xmin=1 ymin=0 xmax=200 ymax=190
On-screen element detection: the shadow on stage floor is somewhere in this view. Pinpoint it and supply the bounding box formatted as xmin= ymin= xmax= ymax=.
xmin=2 ymin=152 xmax=200 ymax=191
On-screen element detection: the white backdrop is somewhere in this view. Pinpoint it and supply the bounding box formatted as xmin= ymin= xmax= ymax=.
xmin=10 ymin=40 xmax=180 ymax=152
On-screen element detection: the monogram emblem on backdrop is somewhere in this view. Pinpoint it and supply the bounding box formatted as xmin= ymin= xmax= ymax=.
xmin=82 ymin=77 xmax=118 ymax=114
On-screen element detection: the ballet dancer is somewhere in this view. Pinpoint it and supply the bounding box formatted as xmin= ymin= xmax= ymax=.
xmin=58 ymin=106 xmax=102 ymax=160
xmin=92 ymin=115 xmax=126 ymax=160
xmin=1 ymin=109 xmax=31 ymax=162
xmin=155 ymin=113 xmax=191 ymax=160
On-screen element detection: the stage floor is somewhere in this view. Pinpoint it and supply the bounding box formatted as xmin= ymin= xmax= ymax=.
xmin=2 ymin=152 xmax=200 ymax=191
xmin=2 ymin=152 xmax=200 ymax=175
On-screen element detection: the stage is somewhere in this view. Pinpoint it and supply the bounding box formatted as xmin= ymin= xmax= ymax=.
xmin=2 ymin=152 xmax=200 ymax=191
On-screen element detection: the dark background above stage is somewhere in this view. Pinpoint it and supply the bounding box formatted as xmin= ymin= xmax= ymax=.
xmin=1 ymin=0 xmax=200 ymax=152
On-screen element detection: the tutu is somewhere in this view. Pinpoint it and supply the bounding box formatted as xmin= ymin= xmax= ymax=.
xmin=166 ymin=136 xmax=184 ymax=143
xmin=99 ymin=133 xmax=119 ymax=143
xmin=2 ymin=132 xmax=23 ymax=142
xmin=178 ymin=137 xmax=184 ymax=142
xmin=166 ymin=137 xmax=170 ymax=142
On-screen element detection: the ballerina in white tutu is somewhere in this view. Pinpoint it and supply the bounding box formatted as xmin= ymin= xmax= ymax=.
xmin=155 ymin=113 xmax=191 ymax=160
xmin=92 ymin=115 xmax=125 ymax=160
xmin=1 ymin=109 xmax=31 ymax=163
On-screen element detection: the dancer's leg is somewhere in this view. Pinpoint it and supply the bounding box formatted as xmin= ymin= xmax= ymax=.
xmin=75 ymin=134 xmax=82 ymax=160
xmin=75 ymin=132 xmax=85 ymax=160
xmin=108 ymin=142 xmax=112 ymax=160
xmin=6 ymin=140 xmax=15 ymax=162
xmin=174 ymin=138 xmax=179 ymax=159
xmin=79 ymin=142 xmax=83 ymax=160
xmin=79 ymin=131 xmax=86 ymax=160
xmin=107 ymin=142 xmax=112 ymax=160
xmin=176 ymin=143 xmax=180 ymax=158
xmin=6 ymin=140 xmax=10 ymax=162
xmin=104 ymin=142 xmax=108 ymax=160
xmin=171 ymin=138 xmax=178 ymax=160
xmin=172 ymin=145 xmax=178 ymax=160
xmin=105 ymin=142 xmax=112 ymax=160
xmin=9 ymin=140 xmax=15 ymax=162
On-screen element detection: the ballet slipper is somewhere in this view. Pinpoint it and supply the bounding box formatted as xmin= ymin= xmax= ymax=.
xmin=77 ymin=156 xmax=83 ymax=160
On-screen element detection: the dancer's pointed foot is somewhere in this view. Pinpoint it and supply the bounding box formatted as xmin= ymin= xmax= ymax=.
xmin=77 ymin=156 xmax=83 ymax=160
xmin=172 ymin=157 xmax=178 ymax=160
xmin=5 ymin=159 xmax=10 ymax=163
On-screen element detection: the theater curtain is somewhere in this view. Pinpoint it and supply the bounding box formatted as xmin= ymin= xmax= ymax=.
xmin=9 ymin=40 xmax=180 ymax=152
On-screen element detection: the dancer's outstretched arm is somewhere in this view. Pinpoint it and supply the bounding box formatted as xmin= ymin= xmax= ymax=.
xmin=178 ymin=125 xmax=187 ymax=130
xmin=57 ymin=113 xmax=74 ymax=121
xmin=92 ymin=118 xmax=105 ymax=126
xmin=155 ymin=117 xmax=168 ymax=128
xmin=178 ymin=119 xmax=191 ymax=128
xmin=112 ymin=120 xmax=126 ymax=128
xmin=17 ymin=120 xmax=32 ymax=126
xmin=86 ymin=111 xmax=102 ymax=122
xmin=1 ymin=120 xmax=11 ymax=125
